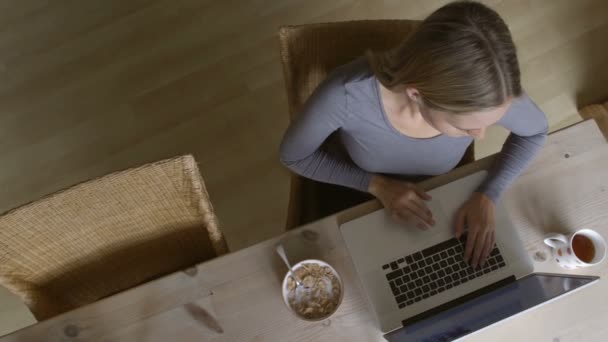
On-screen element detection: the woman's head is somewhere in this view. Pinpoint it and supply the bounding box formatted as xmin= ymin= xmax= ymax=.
xmin=368 ymin=1 xmax=521 ymax=137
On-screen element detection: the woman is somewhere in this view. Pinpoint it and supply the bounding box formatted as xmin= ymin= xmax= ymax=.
xmin=279 ymin=1 xmax=548 ymax=268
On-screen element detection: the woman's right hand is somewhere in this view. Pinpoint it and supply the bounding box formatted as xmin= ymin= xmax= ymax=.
xmin=368 ymin=175 xmax=435 ymax=230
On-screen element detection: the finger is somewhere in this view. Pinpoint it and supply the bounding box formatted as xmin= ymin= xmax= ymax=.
xmin=403 ymin=210 xmax=430 ymax=230
xmin=471 ymin=231 xmax=487 ymax=268
xmin=404 ymin=203 xmax=434 ymax=227
xmin=394 ymin=211 xmax=426 ymax=230
xmin=488 ymin=232 xmax=496 ymax=261
xmin=483 ymin=232 xmax=495 ymax=265
xmin=414 ymin=220 xmax=429 ymax=230
xmin=464 ymin=226 xmax=479 ymax=262
xmin=410 ymin=197 xmax=435 ymax=223
xmin=454 ymin=208 xmax=466 ymax=238
xmin=481 ymin=232 xmax=495 ymax=266
xmin=411 ymin=184 xmax=432 ymax=200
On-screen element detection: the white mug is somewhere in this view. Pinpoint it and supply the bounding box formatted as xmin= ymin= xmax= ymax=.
xmin=544 ymin=229 xmax=606 ymax=269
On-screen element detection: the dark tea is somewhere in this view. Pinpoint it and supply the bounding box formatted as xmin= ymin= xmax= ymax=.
xmin=572 ymin=234 xmax=595 ymax=263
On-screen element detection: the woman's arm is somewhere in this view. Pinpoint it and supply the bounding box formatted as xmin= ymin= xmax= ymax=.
xmin=280 ymin=74 xmax=435 ymax=228
xmin=476 ymin=93 xmax=549 ymax=201
xmin=279 ymin=72 xmax=372 ymax=192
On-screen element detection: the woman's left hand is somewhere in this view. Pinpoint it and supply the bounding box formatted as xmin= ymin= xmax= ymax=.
xmin=454 ymin=192 xmax=496 ymax=268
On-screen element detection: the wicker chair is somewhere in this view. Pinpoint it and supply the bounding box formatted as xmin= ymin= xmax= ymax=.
xmin=0 ymin=155 xmax=228 ymax=321
xmin=278 ymin=20 xmax=475 ymax=230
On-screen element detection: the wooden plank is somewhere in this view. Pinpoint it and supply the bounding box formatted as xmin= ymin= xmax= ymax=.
xmin=3 ymin=120 xmax=608 ymax=341
xmin=2 ymin=0 xmax=608 ymax=336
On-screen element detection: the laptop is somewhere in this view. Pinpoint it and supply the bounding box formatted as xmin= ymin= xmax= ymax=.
xmin=340 ymin=171 xmax=599 ymax=341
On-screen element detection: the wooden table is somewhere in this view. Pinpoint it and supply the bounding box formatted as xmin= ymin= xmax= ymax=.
xmin=3 ymin=119 xmax=608 ymax=342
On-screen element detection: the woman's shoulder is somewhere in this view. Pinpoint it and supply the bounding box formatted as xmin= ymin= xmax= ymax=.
xmin=329 ymin=57 xmax=379 ymax=107
xmin=307 ymin=57 xmax=376 ymax=110
xmin=331 ymin=56 xmax=375 ymax=83
xmin=499 ymin=93 xmax=549 ymax=135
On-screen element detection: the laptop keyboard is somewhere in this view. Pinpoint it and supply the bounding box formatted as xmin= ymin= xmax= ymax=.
xmin=382 ymin=234 xmax=506 ymax=309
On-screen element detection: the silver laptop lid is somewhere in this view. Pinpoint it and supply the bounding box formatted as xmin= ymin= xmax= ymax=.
xmin=383 ymin=273 xmax=598 ymax=342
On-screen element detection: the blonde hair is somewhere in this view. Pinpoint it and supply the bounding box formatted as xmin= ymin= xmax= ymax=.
xmin=368 ymin=1 xmax=521 ymax=113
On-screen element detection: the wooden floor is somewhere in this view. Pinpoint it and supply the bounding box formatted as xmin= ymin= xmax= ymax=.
xmin=0 ymin=0 xmax=607 ymax=335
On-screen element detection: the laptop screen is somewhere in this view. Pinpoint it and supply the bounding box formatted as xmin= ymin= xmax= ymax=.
xmin=384 ymin=274 xmax=597 ymax=342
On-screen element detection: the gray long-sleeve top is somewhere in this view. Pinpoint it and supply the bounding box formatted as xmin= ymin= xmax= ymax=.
xmin=279 ymin=58 xmax=548 ymax=202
